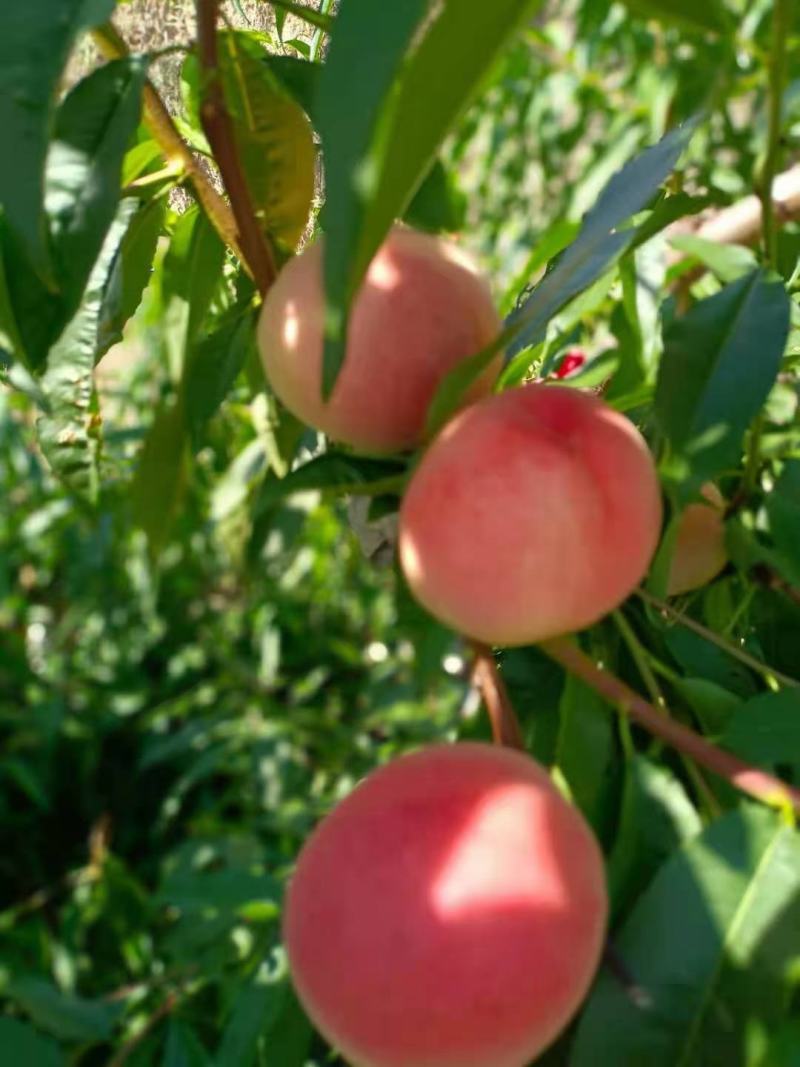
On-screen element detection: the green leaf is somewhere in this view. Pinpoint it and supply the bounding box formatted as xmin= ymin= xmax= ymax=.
xmin=130 ymin=398 xmax=189 ymax=556
xmin=47 ymin=58 xmax=147 ymax=316
xmin=254 ymin=452 xmax=406 ymax=515
xmin=554 ymin=674 xmax=615 ymax=834
xmin=268 ymin=0 xmax=334 ymax=34
xmin=619 ymin=0 xmax=730 ymax=35
xmin=506 ymin=120 xmax=698 ymax=358
xmin=403 ymin=159 xmax=467 ymax=234
xmin=669 ymin=235 xmax=759 ymax=283
xmin=161 ymin=206 xmax=227 ymax=373
xmin=655 ymin=270 xmax=791 ymax=484
xmin=767 ymin=461 xmax=800 ymax=586
xmin=265 ymin=55 xmax=322 ymax=126
xmin=721 ymin=689 xmax=800 ymax=774
xmin=217 ymin=32 xmax=315 ymax=251
xmin=163 ymin=1021 xmax=211 ymax=1067
xmin=0 ymin=1018 xmax=63 ymax=1067
xmin=37 ymin=198 xmax=141 ymax=498
xmin=571 ymin=807 xmax=800 ymax=1067
xmin=216 ymin=965 xmax=311 ymax=1067
xmin=0 ymin=0 xmax=116 ymax=280
xmin=608 ymin=755 xmax=702 ymax=920
xmin=185 ymin=307 xmax=256 ymax=448
xmin=319 ymin=0 xmax=539 ymax=397
xmin=97 ymin=196 xmax=165 ymax=359
xmin=8 ymin=977 xmax=121 ymax=1044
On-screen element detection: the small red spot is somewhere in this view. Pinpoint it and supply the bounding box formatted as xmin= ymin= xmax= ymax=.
xmin=553 ymin=350 xmax=586 ymax=379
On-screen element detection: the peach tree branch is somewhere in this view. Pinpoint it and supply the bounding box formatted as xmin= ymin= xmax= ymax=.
xmin=540 ymin=635 xmax=800 ymax=816
xmin=91 ymin=21 xmax=247 ymax=267
xmin=195 ymin=0 xmax=277 ymax=294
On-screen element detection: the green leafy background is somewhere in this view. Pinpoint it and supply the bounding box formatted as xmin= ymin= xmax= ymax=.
xmin=2 ymin=0 xmax=800 ymax=1063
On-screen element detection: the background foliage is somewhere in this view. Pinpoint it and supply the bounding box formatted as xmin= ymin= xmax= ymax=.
xmin=2 ymin=0 xmax=800 ymax=1064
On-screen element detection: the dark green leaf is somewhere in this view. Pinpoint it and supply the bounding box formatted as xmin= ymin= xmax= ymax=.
xmin=608 ymin=755 xmax=702 ymax=920
xmin=47 ymin=58 xmax=147 ymax=316
xmin=656 ymin=270 xmax=791 ymax=483
xmin=130 ymin=399 xmax=188 ymax=555
xmin=254 ymin=452 xmax=406 ymax=515
xmin=217 ymin=969 xmax=311 ymax=1067
xmin=554 ymin=674 xmax=615 ymax=834
xmin=185 ymin=309 xmax=256 ymax=449
xmin=721 ymin=689 xmax=800 ymax=773
xmin=507 ymin=120 xmax=698 ymax=357
xmin=0 ymin=1018 xmax=63 ymax=1067
xmin=767 ymin=461 xmax=800 ymax=586
xmin=9 ymin=977 xmax=121 ymax=1043
xmin=97 ymin=196 xmax=165 ymax=359
xmin=163 ymin=1021 xmax=211 ymax=1067
xmin=268 ymin=0 xmax=334 ymax=33
xmin=0 ymin=0 xmax=116 ymax=280
xmin=316 ymin=0 xmax=428 ymax=395
xmin=572 ymin=807 xmax=800 ymax=1067
xmin=264 ymin=56 xmax=322 ymax=125
xmin=320 ymin=0 xmax=539 ymax=397
xmin=619 ymin=0 xmax=730 ymax=35
xmin=162 ymin=206 xmax=227 ymax=365
xmin=403 ymin=159 xmax=467 ymax=234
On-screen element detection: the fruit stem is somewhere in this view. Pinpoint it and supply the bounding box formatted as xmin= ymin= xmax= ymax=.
xmin=470 ymin=644 xmax=525 ymax=751
xmin=195 ymin=0 xmax=278 ymax=294
xmin=638 ymin=588 xmax=800 ymax=689
xmin=759 ymin=0 xmax=791 ymax=267
xmin=540 ymin=635 xmax=800 ymax=816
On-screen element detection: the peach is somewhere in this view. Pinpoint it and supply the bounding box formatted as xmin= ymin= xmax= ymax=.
xmin=399 ymin=384 xmax=663 ymax=646
xmin=257 ymin=225 xmax=502 ymax=453
xmin=284 ymin=742 xmax=608 ymax=1067
xmin=667 ymin=483 xmax=727 ymax=596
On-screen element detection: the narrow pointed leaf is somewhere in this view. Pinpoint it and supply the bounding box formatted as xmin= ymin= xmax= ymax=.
xmin=506 ymin=120 xmax=698 ymax=357
xmin=37 ymin=199 xmax=140 ymax=497
xmin=571 ymin=807 xmax=800 ymax=1067
xmin=0 ymin=0 xmax=116 ymax=280
xmin=655 ymin=270 xmax=791 ymax=481
xmin=216 ymin=33 xmax=315 ymax=251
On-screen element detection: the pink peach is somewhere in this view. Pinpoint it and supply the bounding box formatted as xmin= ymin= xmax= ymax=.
xmin=399 ymin=383 xmax=663 ymax=645
xmin=284 ymin=743 xmax=608 ymax=1067
xmin=257 ymin=225 xmax=502 ymax=453
xmin=667 ymin=483 xmax=727 ymax=596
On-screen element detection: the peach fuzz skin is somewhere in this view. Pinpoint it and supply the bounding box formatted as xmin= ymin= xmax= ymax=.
xmin=257 ymin=225 xmax=502 ymax=453
xmin=399 ymin=384 xmax=663 ymax=646
xmin=284 ymin=743 xmax=608 ymax=1067
xmin=667 ymin=483 xmax=728 ymax=596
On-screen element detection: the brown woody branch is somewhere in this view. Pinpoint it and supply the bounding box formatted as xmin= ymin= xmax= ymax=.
xmin=541 ymin=635 xmax=800 ymax=816
xmin=195 ymin=0 xmax=277 ymax=294
xmin=91 ymin=21 xmax=246 ymax=266
xmin=675 ymin=163 xmax=800 ymax=250
xmin=470 ymin=643 xmax=525 ymax=750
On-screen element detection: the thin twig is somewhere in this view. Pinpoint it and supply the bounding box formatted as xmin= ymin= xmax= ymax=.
xmin=470 ymin=643 xmax=525 ymax=750
xmin=613 ymin=611 xmax=721 ymax=816
xmin=540 ymin=636 xmax=800 ymax=815
xmin=91 ymin=21 xmax=246 ymax=266
xmin=638 ymin=588 xmax=800 ymax=690
xmin=195 ymin=0 xmax=277 ymax=294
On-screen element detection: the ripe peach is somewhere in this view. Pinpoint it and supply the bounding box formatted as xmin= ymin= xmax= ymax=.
xmin=399 ymin=384 xmax=662 ymax=646
xmin=667 ymin=483 xmax=727 ymax=596
xmin=257 ymin=225 xmax=502 ymax=453
xmin=284 ymin=742 xmax=607 ymax=1067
